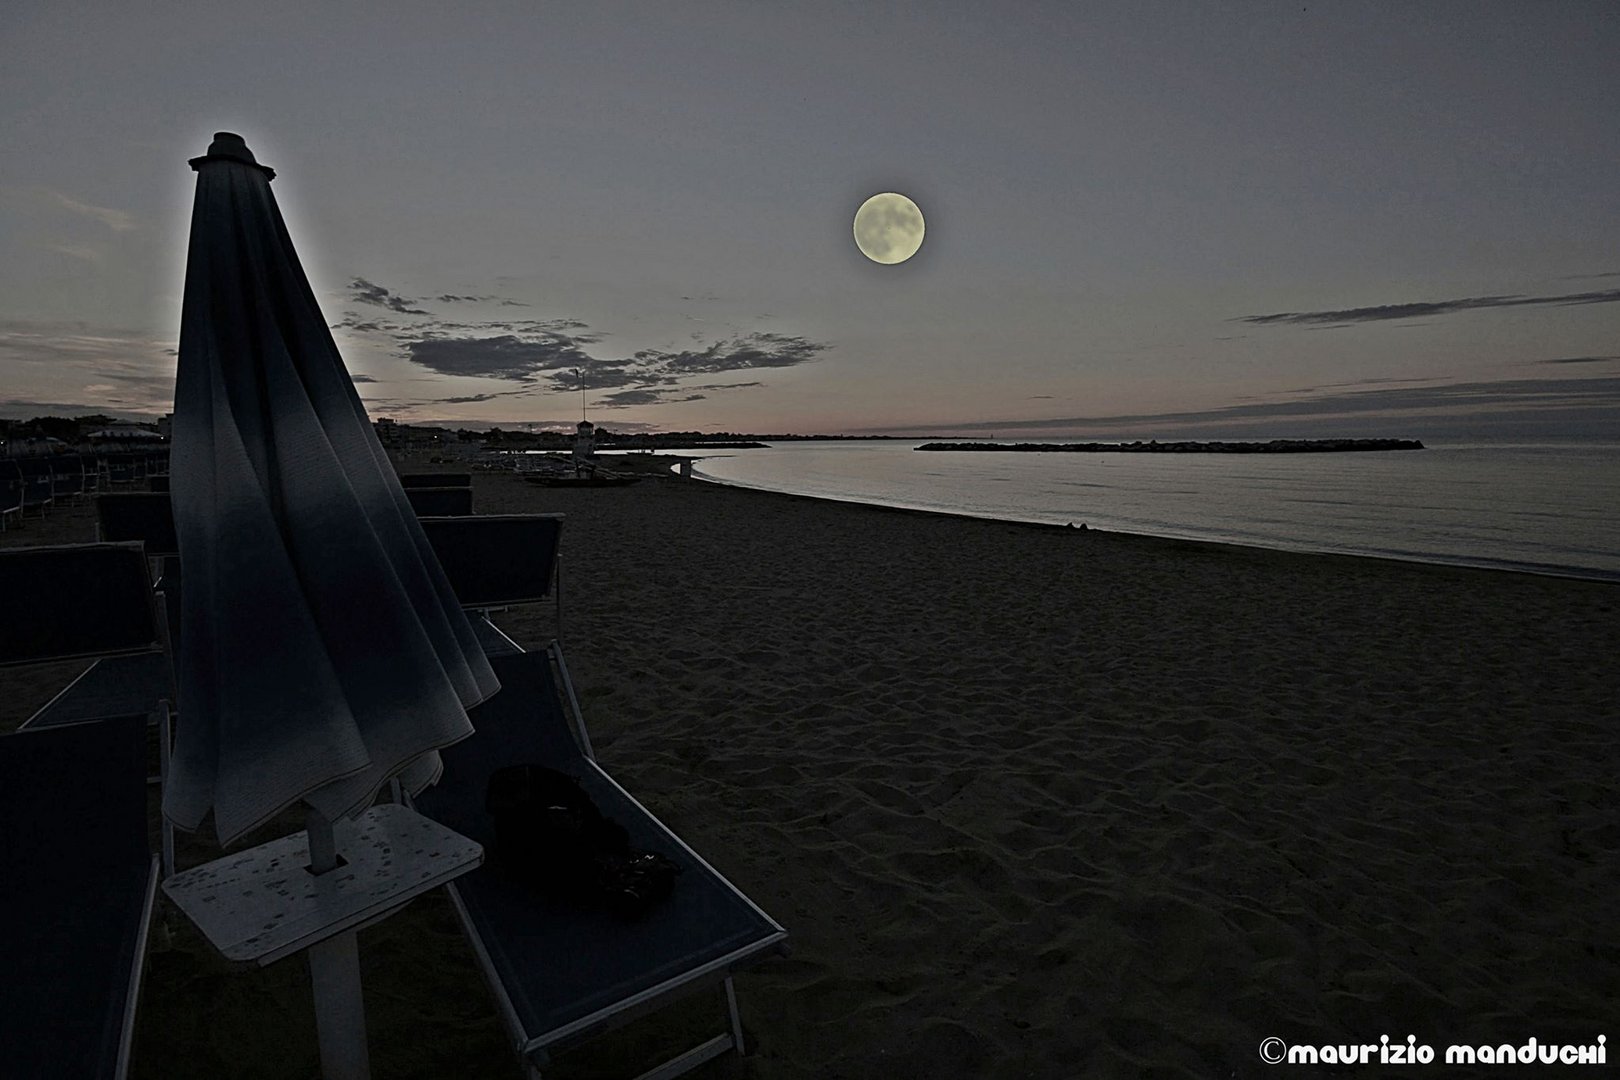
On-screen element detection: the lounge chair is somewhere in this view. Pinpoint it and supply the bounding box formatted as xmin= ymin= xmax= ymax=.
xmin=0 ymin=544 xmax=171 ymax=1078
xmin=16 ymin=458 xmax=54 ymax=517
xmin=49 ymin=454 xmax=86 ymax=503
xmin=95 ymin=493 xmax=180 ymax=563
xmin=418 ymin=513 xmax=564 ymax=654
xmin=7 ymin=544 xmax=177 ymax=860
xmin=0 ymin=713 xmax=160 ymax=1080
xmin=101 ymin=453 xmax=145 ymax=487
xmin=399 ymin=472 xmax=472 ymax=488
xmin=409 ymin=644 xmax=788 ymax=1079
xmin=0 ymin=460 xmax=22 ymax=531
xmin=405 ymin=486 xmax=474 ymax=517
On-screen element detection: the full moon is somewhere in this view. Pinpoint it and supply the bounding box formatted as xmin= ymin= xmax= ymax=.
xmin=853 ymin=192 xmax=925 ymax=264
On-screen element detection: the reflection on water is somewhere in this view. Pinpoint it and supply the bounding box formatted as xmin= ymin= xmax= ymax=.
xmin=689 ymin=441 xmax=1620 ymax=582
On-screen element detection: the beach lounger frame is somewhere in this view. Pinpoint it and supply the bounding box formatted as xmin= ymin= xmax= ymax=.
xmin=411 ymin=642 xmax=788 ymax=1080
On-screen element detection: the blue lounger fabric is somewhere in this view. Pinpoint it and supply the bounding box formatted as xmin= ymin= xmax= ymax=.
xmin=24 ymin=653 xmax=174 ymax=730
xmin=94 ymin=493 xmax=180 ymax=558
xmin=418 ymin=515 xmax=561 ymax=608
xmin=404 ymin=487 xmax=474 ymax=517
xmin=0 ymin=544 xmax=158 ymax=666
xmin=412 ymin=651 xmax=783 ymax=1048
xmin=0 ymin=714 xmax=155 ymax=1080
xmin=399 ymin=473 xmax=472 ymax=489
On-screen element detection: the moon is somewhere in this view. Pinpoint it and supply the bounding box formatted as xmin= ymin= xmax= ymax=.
xmin=853 ymin=192 xmax=925 ymax=264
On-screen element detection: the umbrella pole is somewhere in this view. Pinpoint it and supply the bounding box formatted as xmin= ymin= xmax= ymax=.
xmin=305 ymin=807 xmax=372 ymax=1080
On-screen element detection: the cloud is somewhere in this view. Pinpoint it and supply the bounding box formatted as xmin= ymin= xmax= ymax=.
xmin=350 ymin=374 xmax=378 ymax=383
xmin=396 ymin=325 xmax=825 ymax=401
xmin=435 ymin=293 xmax=531 ymax=307
xmin=404 ymin=333 xmax=601 ymax=380
xmin=348 ymin=278 xmax=432 ymax=315
xmin=0 ymin=398 xmax=160 ymax=421
xmin=332 ymin=277 xmax=828 ymax=409
xmin=46 ymin=190 xmax=137 ymax=232
xmin=594 ymin=389 xmax=709 ymax=409
xmin=1530 ymin=355 xmax=1619 ymax=366
xmin=0 ymin=320 xmax=177 ymax=415
xmin=46 ymin=242 xmax=103 ymax=264
xmin=1239 ymin=288 xmax=1620 ymax=326
xmin=649 ymin=333 xmax=827 ymax=375
xmin=426 ymin=388 xmax=542 ymax=405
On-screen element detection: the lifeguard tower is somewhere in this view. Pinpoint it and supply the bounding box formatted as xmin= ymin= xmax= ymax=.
xmin=572 ymin=420 xmax=596 ymax=478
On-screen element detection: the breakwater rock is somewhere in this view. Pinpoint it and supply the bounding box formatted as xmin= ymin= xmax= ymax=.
xmin=915 ymin=438 xmax=1425 ymax=454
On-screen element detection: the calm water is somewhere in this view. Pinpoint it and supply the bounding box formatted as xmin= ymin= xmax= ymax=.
xmin=688 ymin=441 xmax=1620 ymax=582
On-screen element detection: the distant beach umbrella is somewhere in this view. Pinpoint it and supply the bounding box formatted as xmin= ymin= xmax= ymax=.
xmin=163 ymin=132 xmax=499 ymax=847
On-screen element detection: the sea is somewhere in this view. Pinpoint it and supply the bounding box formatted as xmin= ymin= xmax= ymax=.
xmin=683 ymin=440 xmax=1620 ymax=583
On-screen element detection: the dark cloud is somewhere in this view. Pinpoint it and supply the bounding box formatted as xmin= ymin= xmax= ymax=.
xmin=331 ymin=313 xmax=397 ymax=333
xmin=430 ymin=388 xmax=540 ymax=405
xmin=351 ymin=373 xmax=378 ymax=383
xmin=435 ymin=293 xmax=531 ymax=307
xmin=649 ymin=332 xmax=826 ymax=375
xmin=329 ymin=284 xmax=827 ymax=408
xmin=1239 ymin=288 xmax=1620 ymax=327
xmin=397 ymin=326 xmax=825 ymax=403
xmin=348 ymin=278 xmax=432 ymax=315
xmin=404 ymin=334 xmax=597 ymax=380
xmin=1531 ymin=355 xmax=1619 ymax=365
xmin=0 ymin=398 xmax=161 ymax=421
xmin=595 ymin=389 xmax=709 ymax=409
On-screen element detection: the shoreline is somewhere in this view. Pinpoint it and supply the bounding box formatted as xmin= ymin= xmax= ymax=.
xmin=679 ymin=464 xmax=1620 ymax=587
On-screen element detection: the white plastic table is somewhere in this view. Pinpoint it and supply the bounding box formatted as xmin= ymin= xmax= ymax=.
xmin=163 ymin=803 xmax=483 ymax=1078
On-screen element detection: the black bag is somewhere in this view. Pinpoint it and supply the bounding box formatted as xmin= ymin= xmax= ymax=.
xmin=485 ymin=764 xmax=681 ymax=918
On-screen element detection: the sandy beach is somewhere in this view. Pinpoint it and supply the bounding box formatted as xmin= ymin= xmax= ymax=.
xmin=3 ymin=464 xmax=1616 ymax=1078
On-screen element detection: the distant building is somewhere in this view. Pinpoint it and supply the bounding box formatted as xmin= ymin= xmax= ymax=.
xmin=375 ymin=417 xmax=399 ymax=445
xmin=85 ymin=422 xmax=163 ymax=450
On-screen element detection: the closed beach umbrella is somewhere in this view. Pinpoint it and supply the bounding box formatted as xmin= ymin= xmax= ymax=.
xmin=163 ymin=132 xmax=499 ymax=847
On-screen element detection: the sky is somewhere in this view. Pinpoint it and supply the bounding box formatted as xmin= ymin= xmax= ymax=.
xmin=2 ymin=1 xmax=1618 ymax=440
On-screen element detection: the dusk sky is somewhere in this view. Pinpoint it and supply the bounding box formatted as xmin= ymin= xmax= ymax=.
xmin=3 ymin=2 xmax=1618 ymax=439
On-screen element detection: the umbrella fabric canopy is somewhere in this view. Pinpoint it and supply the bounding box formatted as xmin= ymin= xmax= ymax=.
xmin=164 ymin=132 xmax=499 ymax=846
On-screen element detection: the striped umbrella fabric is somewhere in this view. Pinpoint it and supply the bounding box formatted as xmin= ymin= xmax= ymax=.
xmin=163 ymin=132 xmax=499 ymax=846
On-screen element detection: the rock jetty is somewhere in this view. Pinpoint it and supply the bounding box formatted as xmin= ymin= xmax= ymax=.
xmin=915 ymin=438 xmax=1424 ymax=454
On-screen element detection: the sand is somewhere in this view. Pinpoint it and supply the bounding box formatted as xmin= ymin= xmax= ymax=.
xmin=3 ymin=465 xmax=1616 ymax=1078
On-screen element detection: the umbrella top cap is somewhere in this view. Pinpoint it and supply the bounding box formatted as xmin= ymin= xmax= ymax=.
xmin=189 ymin=131 xmax=275 ymax=179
